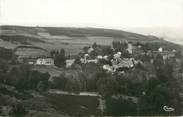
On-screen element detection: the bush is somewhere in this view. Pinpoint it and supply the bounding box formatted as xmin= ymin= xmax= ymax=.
xmin=12 ymin=101 xmax=27 ymax=115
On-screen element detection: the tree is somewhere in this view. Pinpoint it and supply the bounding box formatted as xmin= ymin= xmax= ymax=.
xmin=37 ymin=81 xmax=48 ymax=92
xmin=54 ymin=49 xmax=66 ymax=68
xmin=175 ymin=50 xmax=182 ymax=58
xmin=51 ymin=74 xmax=68 ymax=89
xmin=0 ymin=60 xmax=8 ymax=74
xmin=139 ymin=82 xmax=180 ymax=115
xmin=28 ymin=71 xmax=50 ymax=91
xmin=6 ymin=65 xmax=50 ymax=91
xmin=83 ymin=46 xmax=90 ymax=53
xmin=92 ymin=42 xmax=98 ymax=49
xmin=138 ymin=58 xmax=182 ymax=115
xmin=112 ymin=41 xmax=128 ymax=52
xmin=74 ymin=55 xmax=82 ymax=65
xmin=105 ymin=98 xmax=137 ymax=116
xmin=64 ymin=79 xmax=81 ymax=93
xmin=0 ymin=47 xmax=14 ymax=61
xmin=12 ymin=101 xmax=27 ymax=115
xmin=154 ymin=54 xmax=164 ymax=70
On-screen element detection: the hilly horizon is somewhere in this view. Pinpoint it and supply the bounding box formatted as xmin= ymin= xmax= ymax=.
xmin=0 ymin=25 xmax=181 ymax=55
xmin=122 ymin=27 xmax=183 ymax=46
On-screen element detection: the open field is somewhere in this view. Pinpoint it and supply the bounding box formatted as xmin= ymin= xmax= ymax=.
xmin=32 ymin=66 xmax=63 ymax=79
xmin=15 ymin=47 xmax=49 ymax=57
xmin=45 ymin=93 xmax=100 ymax=116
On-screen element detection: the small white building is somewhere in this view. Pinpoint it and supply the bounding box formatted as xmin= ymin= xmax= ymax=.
xmin=103 ymin=64 xmax=113 ymax=72
xmin=138 ymin=45 xmax=142 ymax=49
xmin=97 ymin=55 xmax=103 ymax=59
xmin=113 ymin=52 xmax=121 ymax=60
xmin=28 ymin=61 xmax=34 ymax=65
xmin=127 ymin=43 xmax=133 ymax=54
xmin=158 ymin=47 xmax=163 ymax=52
xmin=87 ymin=47 xmax=94 ymax=53
xmin=103 ymin=55 xmax=108 ymax=60
xmin=66 ymin=59 xmax=75 ymax=68
xmin=87 ymin=59 xmax=98 ymax=63
xmin=36 ymin=58 xmax=54 ymax=65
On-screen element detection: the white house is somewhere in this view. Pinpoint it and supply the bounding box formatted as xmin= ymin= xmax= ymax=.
xmin=66 ymin=59 xmax=75 ymax=68
xmin=111 ymin=58 xmax=135 ymax=71
xmin=158 ymin=47 xmax=163 ymax=52
xmin=36 ymin=58 xmax=54 ymax=65
xmin=28 ymin=61 xmax=34 ymax=65
xmin=87 ymin=47 xmax=94 ymax=53
xmin=87 ymin=59 xmax=98 ymax=63
xmin=113 ymin=52 xmax=121 ymax=60
xmin=127 ymin=43 xmax=133 ymax=54
xmin=97 ymin=55 xmax=103 ymax=59
xmin=103 ymin=64 xmax=113 ymax=72
xmin=103 ymin=55 xmax=108 ymax=60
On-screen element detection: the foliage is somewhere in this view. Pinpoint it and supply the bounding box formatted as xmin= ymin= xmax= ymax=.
xmin=112 ymin=41 xmax=128 ymax=52
xmin=12 ymin=101 xmax=27 ymax=115
xmin=0 ymin=47 xmax=14 ymax=60
xmin=51 ymin=71 xmax=87 ymax=93
xmin=53 ymin=49 xmax=66 ymax=68
xmin=0 ymin=60 xmax=8 ymax=74
xmin=105 ymin=98 xmax=137 ymax=116
xmin=5 ymin=65 xmax=50 ymax=91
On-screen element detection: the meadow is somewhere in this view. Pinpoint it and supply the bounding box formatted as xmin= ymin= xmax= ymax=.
xmin=45 ymin=93 xmax=100 ymax=116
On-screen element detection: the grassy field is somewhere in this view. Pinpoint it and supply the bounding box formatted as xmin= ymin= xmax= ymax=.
xmin=1 ymin=25 xmax=182 ymax=64
xmin=32 ymin=66 xmax=63 ymax=79
xmin=45 ymin=93 xmax=100 ymax=116
xmin=1 ymin=25 xmax=180 ymax=55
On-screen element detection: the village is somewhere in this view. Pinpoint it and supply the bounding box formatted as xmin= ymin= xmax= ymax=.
xmin=1 ymin=0 xmax=183 ymax=115
xmin=1 ymin=38 xmax=182 ymax=116
xmin=14 ymin=40 xmax=178 ymax=75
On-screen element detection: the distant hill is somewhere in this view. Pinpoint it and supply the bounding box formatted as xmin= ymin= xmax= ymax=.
xmin=0 ymin=25 xmax=161 ymax=41
xmin=122 ymin=27 xmax=183 ymax=45
xmin=0 ymin=25 xmax=181 ymax=55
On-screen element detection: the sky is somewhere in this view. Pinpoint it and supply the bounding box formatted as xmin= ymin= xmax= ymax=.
xmin=0 ymin=0 xmax=183 ymax=44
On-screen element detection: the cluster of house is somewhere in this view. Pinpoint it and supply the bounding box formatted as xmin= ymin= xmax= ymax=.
xmin=156 ymin=47 xmax=176 ymax=60
xmin=75 ymin=43 xmax=178 ymax=73
xmin=15 ymin=46 xmax=55 ymax=66
xmin=15 ymin=43 xmax=177 ymax=69
xmin=77 ymin=45 xmax=138 ymax=73
xmin=146 ymin=47 xmax=176 ymax=63
xmin=18 ymin=54 xmax=78 ymax=67
xmin=17 ymin=56 xmax=55 ymax=66
xmin=103 ymin=52 xmax=137 ymax=72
